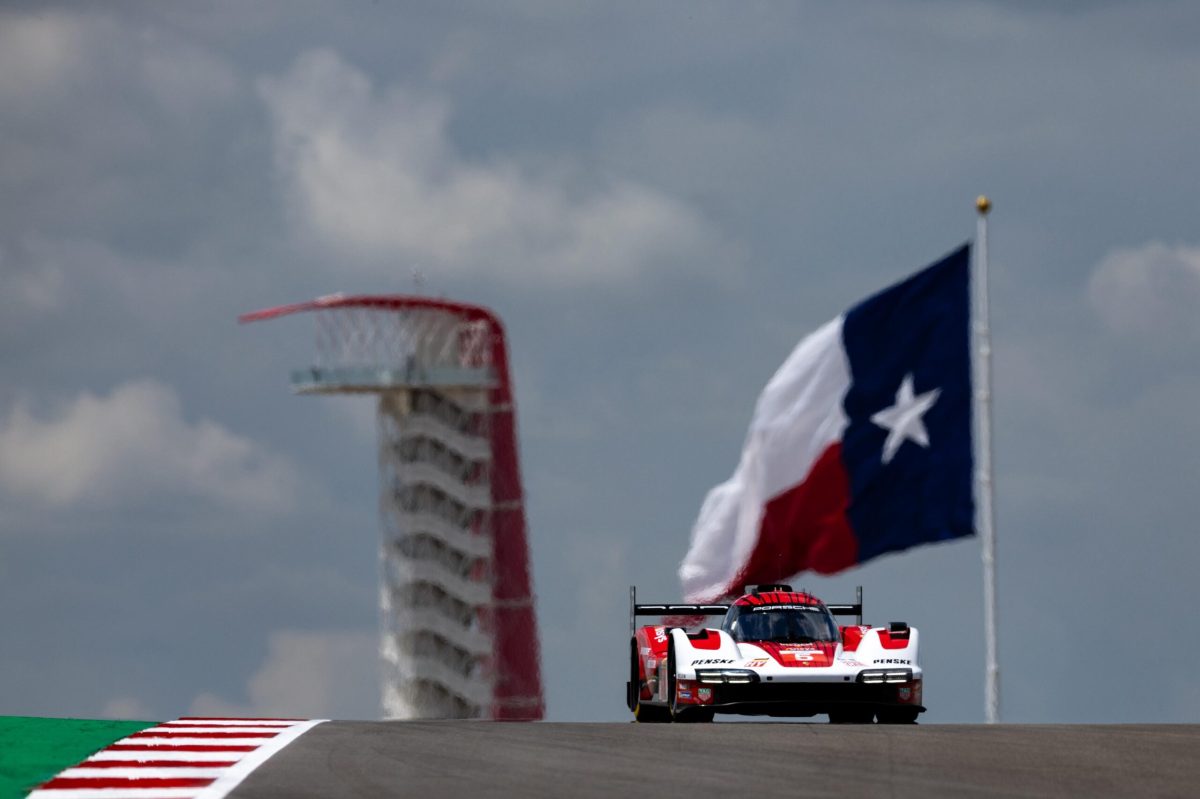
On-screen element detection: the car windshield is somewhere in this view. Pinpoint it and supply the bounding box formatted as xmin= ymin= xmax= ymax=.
xmin=724 ymin=605 xmax=839 ymax=643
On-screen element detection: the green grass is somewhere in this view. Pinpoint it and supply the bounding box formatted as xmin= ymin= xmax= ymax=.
xmin=0 ymin=716 xmax=157 ymax=798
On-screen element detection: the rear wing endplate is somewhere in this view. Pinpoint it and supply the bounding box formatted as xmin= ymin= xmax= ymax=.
xmin=827 ymin=586 xmax=864 ymax=626
xmin=629 ymin=585 xmax=863 ymax=633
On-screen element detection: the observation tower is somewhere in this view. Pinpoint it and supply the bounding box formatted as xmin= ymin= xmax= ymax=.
xmin=240 ymin=295 xmax=543 ymax=720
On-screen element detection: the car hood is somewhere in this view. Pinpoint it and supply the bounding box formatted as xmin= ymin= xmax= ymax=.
xmin=736 ymin=640 xmax=839 ymax=668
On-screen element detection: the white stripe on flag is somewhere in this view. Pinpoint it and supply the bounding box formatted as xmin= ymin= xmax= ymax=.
xmin=679 ymin=315 xmax=851 ymax=602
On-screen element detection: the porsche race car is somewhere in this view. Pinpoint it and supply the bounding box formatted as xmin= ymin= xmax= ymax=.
xmin=627 ymin=584 xmax=923 ymax=723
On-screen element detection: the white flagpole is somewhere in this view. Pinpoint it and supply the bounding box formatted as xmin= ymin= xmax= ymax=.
xmin=974 ymin=195 xmax=1000 ymax=724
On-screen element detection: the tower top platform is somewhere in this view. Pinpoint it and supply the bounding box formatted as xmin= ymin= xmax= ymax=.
xmin=241 ymin=294 xmax=503 ymax=397
xmin=238 ymin=293 xmax=504 ymax=328
xmin=288 ymin=365 xmax=496 ymax=394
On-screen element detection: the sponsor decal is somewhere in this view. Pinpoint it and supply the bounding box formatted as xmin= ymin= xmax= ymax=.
xmin=693 ymin=658 xmax=734 ymax=665
xmin=873 ymin=658 xmax=911 ymax=665
xmin=745 ymin=658 xmax=769 ymax=668
xmin=653 ymin=627 xmax=668 ymax=643
xmin=698 ymin=687 xmax=712 ymax=701
xmin=839 ymin=659 xmax=864 ymax=667
xmin=750 ymin=605 xmax=820 ymax=612
xmin=897 ymin=686 xmax=912 ymax=701
xmin=679 ymin=691 xmax=692 ymax=699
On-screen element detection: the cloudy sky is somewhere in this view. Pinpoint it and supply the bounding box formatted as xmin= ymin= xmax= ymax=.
xmin=2 ymin=1 xmax=1199 ymax=724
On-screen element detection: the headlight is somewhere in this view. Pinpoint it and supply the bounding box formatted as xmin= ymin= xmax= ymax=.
xmin=694 ymin=668 xmax=760 ymax=684
xmin=856 ymin=668 xmax=913 ymax=684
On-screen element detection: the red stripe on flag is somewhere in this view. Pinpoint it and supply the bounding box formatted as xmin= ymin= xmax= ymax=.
xmin=42 ymin=777 xmax=215 ymax=789
xmin=725 ymin=442 xmax=858 ymax=596
xmin=80 ymin=759 xmax=240 ymax=768
xmin=130 ymin=730 xmax=278 ymax=739
xmin=107 ymin=744 xmax=258 ymax=752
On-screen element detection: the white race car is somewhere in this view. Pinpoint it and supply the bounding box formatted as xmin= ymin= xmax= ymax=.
xmin=627 ymin=584 xmax=923 ymax=723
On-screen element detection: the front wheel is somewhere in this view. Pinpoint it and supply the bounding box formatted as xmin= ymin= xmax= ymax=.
xmin=667 ymin=641 xmax=714 ymax=723
xmin=634 ymin=702 xmax=672 ymax=723
xmin=631 ymin=639 xmax=670 ymax=723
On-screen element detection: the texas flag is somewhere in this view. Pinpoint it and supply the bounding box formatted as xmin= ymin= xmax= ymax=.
xmin=680 ymin=245 xmax=974 ymax=602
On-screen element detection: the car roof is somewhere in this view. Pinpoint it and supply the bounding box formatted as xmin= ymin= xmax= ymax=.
xmin=732 ymin=590 xmax=824 ymax=608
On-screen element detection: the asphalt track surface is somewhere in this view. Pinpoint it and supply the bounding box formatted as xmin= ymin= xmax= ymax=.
xmin=231 ymin=721 xmax=1199 ymax=798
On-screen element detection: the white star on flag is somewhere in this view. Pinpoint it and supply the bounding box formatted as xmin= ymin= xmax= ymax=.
xmin=870 ymin=373 xmax=941 ymax=464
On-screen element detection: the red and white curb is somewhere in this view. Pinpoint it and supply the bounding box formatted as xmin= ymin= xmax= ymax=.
xmin=28 ymin=717 xmax=325 ymax=799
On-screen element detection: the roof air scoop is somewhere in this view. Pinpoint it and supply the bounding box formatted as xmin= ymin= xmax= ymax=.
xmin=748 ymin=583 xmax=793 ymax=594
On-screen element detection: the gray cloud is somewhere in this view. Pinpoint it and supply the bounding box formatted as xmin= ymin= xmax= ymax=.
xmin=1088 ymin=242 xmax=1200 ymax=341
xmin=259 ymin=49 xmax=731 ymax=286
xmin=0 ymin=10 xmax=87 ymax=103
xmin=100 ymin=695 xmax=155 ymax=721
xmin=190 ymin=629 xmax=378 ymax=720
xmin=0 ymin=379 xmax=304 ymax=512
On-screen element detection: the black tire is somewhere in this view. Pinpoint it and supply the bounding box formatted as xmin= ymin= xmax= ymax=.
xmin=876 ymin=707 xmax=920 ymax=724
xmin=828 ymin=707 xmax=875 ymax=724
xmin=627 ymin=639 xmax=639 ymax=711
xmin=631 ymin=639 xmax=670 ymax=723
xmin=634 ymin=702 xmax=672 ymax=723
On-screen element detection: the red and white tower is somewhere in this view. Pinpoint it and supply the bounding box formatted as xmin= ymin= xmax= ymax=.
xmin=240 ymin=295 xmax=544 ymax=720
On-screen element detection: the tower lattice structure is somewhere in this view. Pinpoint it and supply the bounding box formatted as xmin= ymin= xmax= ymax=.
xmin=241 ymin=295 xmax=544 ymax=720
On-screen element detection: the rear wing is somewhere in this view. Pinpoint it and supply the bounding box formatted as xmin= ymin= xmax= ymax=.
xmin=629 ymin=587 xmax=729 ymax=631
xmin=630 ymin=585 xmax=863 ymax=633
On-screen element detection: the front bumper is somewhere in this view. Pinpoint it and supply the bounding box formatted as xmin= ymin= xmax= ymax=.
xmin=681 ymin=677 xmax=924 ymax=717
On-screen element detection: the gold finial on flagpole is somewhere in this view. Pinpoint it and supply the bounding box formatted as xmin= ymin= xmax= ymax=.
xmin=975 ymin=195 xmax=992 ymax=215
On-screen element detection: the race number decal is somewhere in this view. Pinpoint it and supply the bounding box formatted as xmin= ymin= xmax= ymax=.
xmin=783 ymin=650 xmax=830 ymax=667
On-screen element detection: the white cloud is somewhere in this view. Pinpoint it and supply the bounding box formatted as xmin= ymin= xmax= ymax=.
xmin=1087 ymin=241 xmax=1200 ymax=339
xmin=190 ymin=630 xmax=378 ymax=719
xmin=0 ymin=10 xmax=86 ymax=102
xmin=0 ymin=379 xmax=302 ymax=512
xmin=0 ymin=9 xmax=238 ymax=114
xmin=258 ymin=49 xmax=727 ymax=285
